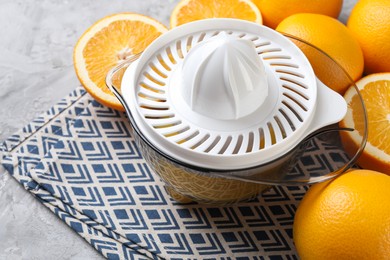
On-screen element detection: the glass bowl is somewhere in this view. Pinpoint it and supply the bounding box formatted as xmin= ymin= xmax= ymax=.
xmin=106 ymin=25 xmax=367 ymax=205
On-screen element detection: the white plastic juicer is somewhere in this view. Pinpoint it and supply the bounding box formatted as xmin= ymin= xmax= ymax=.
xmin=106 ymin=19 xmax=362 ymax=204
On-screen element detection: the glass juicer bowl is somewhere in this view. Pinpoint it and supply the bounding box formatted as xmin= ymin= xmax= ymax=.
xmin=106 ymin=19 xmax=367 ymax=205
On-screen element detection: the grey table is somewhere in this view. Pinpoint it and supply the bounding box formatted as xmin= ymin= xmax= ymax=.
xmin=0 ymin=0 xmax=356 ymax=259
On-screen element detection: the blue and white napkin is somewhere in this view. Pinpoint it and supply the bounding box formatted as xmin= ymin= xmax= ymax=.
xmin=1 ymin=86 xmax=346 ymax=259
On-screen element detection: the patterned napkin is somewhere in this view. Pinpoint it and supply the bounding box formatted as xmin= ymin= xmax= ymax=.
xmin=1 ymin=86 xmax=348 ymax=259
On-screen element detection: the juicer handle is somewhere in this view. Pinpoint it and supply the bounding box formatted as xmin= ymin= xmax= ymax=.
xmin=105 ymin=53 xmax=142 ymax=107
xmin=306 ymin=78 xmax=348 ymax=134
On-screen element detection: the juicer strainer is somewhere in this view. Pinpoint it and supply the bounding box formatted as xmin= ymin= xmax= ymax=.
xmin=106 ymin=19 xmax=367 ymax=204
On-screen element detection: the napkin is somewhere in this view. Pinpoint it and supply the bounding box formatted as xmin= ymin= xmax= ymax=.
xmin=1 ymin=86 xmax=348 ymax=259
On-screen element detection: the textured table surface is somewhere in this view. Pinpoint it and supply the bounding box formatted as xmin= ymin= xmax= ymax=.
xmin=0 ymin=0 xmax=356 ymax=259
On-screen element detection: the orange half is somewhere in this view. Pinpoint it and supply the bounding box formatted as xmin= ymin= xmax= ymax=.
xmin=170 ymin=0 xmax=262 ymax=28
xmin=340 ymin=73 xmax=390 ymax=174
xmin=74 ymin=13 xmax=168 ymax=111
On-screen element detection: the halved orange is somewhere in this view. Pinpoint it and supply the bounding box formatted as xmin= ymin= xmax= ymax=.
xmin=340 ymin=73 xmax=390 ymax=174
xmin=74 ymin=13 xmax=168 ymax=111
xmin=170 ymin=0 xmax=262 ymax=28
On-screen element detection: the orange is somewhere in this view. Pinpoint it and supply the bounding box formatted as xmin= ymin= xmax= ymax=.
xmin=340 ymin=73 xmax=390 ymax=175
xmin=294 ymin=169 xmax=390 ymax=259
xmin=73 ymin=13 xmax=168 ymax=111
xmin=347 ymin=0 xmax=390 ymax=74
xmin=276 ymin=13 xmax=364 ymax=94
xmin=170 ymin=0 xmax=262 ymax=28
xmin=251 ymin=0 xmax=343 ymax=29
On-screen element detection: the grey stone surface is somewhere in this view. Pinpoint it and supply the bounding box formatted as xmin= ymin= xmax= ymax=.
xmin=0 ymin=0 xmax=356 ymax=259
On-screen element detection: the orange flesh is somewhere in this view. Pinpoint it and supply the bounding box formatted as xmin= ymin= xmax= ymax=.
xmin=83 ymin=20 xmax=164 ymax=95
xmin=352 ymin=79 xmax=390 ymax=151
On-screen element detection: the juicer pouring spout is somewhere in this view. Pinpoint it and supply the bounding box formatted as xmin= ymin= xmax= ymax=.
xmin=105 ymin=53 xmax=142 ymax=114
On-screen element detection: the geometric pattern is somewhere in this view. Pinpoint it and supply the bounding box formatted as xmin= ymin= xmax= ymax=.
xmin=0 ymin=86 xmax=351 ymax=259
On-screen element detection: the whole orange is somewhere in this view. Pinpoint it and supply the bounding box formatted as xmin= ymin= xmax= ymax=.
xmin=251 ymin=0 xmax=343 ymax=29
xmin=276 ymin=13 xmax=364 ymax=94
xmin=347 ymin=0 xmax=390 ymax=74
xmin=294 ymin=169 xmax=390 ymax=259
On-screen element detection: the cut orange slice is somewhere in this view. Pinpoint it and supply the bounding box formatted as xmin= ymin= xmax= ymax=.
xmin=74 ymin=13 xmax=168 ymax=111
xmin=340 ymin=73 xmax=390 ymax=174
xmin=170 ymin=0 xmax=262 ymax=28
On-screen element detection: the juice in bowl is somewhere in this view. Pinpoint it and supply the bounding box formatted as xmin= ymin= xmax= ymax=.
xmin=104 ymin=18 xmax=367 ymax=205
